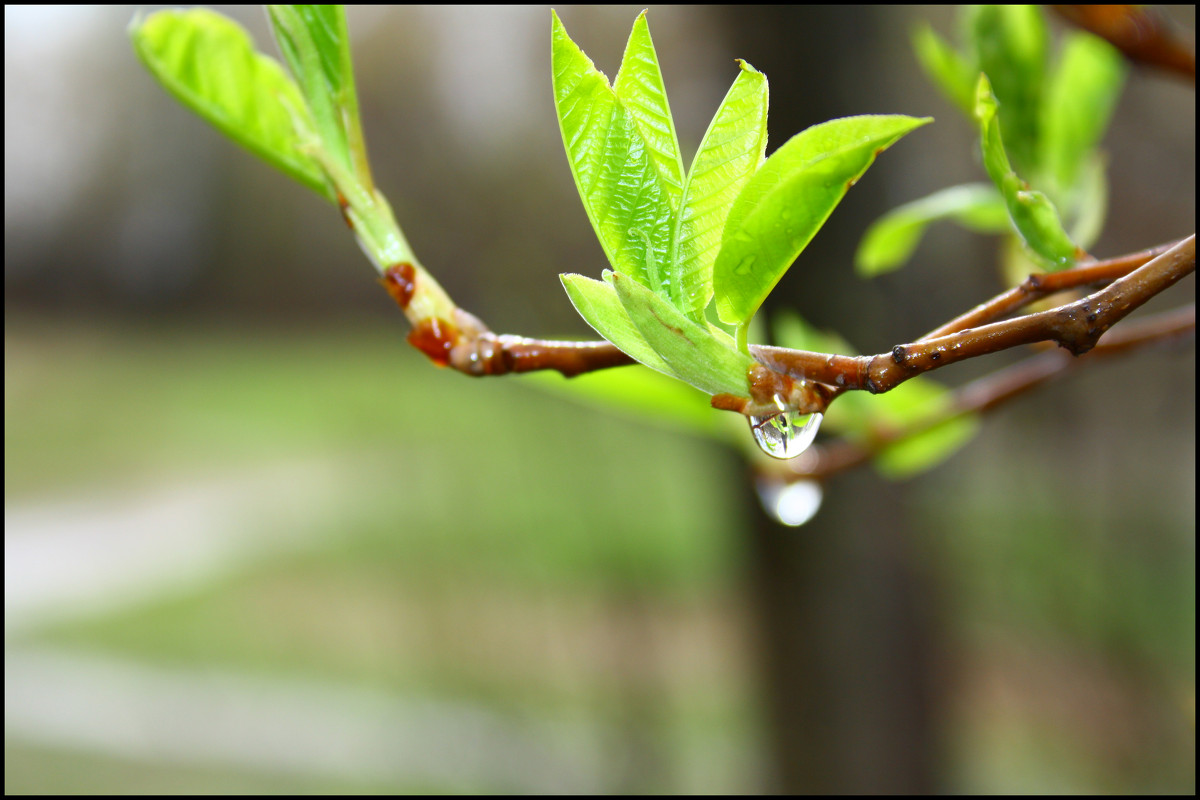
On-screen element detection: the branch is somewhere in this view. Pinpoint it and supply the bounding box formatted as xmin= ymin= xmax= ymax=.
xmin=377 ymin=262 xmax=633 ymax=377
xmin=918 ymin=240 xmax=1184 ymax=340
xmin=749 ymin=236 xmax=1195 ymax=405
xmin=767 ymin=303 xmax=1196 ymax=482
xmin=375 ymin=236 xmax=1192 ymax=416
xmin=1053 ymin=5 xmax=1196 ymax=83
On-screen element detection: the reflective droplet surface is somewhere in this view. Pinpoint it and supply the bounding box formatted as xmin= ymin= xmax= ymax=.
xmin=748 ymin=408 xmax=823 ymax=460
xmin=756 ymin=478 xmax=823 ymax=527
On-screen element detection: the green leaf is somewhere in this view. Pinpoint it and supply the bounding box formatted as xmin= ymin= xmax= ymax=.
xmin=266 ymin=5 xmax=364 ymax=183
xmin=1040 ymin=32 xmax=1124 ymax=204
xmin=614 ymin=11 xmax=685 ymax=214
xmin=551 ymin=11 xmax=676 ymax=293
xmin=611 ymin=272 xmax=754 ymax=397
xmin=713 ymin=115 xmax=931 ymax=326
xmin=976 ymin=75 xmax=1080 ymax=269
xmin=968 ymin=4 xmax=1047 ymax=175
xmin=912 ymin=24 xmax=977 ymax=118
xmin=868 ymin=379 xmax=980 ymax=478
xmin=856 ymin=183 xmax=1008 ymax=276
xmin=561 ymin=273 xmax=677 ymax=379
xmin=670 ymin=61 xmax=769 ymax=321
xmin=521 ymin=366 xmax=722 ymax=439
xmin=130 ymin=8 xmax=332 ymax=201
xmin=265 ymin=6 xmax=414 ymax=273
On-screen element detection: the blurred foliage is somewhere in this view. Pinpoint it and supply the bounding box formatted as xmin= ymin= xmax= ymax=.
xmin=861 ymin=5 xmax=1126 ymax=274
xmin=7 ymin=317 xmax=1193 ymax=792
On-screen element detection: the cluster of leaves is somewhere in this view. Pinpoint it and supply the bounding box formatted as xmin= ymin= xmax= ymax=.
xmin=858 ymin=5 xmax=1125 ymax=275
xmin=129 ymin=6 xmax=1131 ymax=480
xmin=552 ymin=11 xmax=928 ymax=399
xmin=545 ymin=11 xmax=975 ymax=474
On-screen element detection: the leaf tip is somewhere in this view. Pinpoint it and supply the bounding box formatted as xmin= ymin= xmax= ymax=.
xmin=734 ymin=58 xmax=761 ymax=75
xmin=973 ymin=73 xmax=995 ymax=119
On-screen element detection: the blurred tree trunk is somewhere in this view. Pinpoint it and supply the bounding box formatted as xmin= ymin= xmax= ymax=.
xmin=740 ymin=465 xmax=943 ymax=793
xmin=712 ymin=8 xmax=945 ymax=789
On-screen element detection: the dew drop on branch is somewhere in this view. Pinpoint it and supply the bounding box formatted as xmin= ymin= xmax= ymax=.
xmin=748 ymin=403 xmax=823 ymax=460
xmin=756 ymin=478 xmax=823 ymax=527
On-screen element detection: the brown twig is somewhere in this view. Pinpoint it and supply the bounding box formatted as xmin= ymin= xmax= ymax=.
xmin=769 ymin=302 xmax=1196 ymax=481
xmin=919 ymin=240 xmax=1182 ymax=340
xmin=377 ymin=264 xmax=633 ymax=377
xmin=749 ymin=236 xmax=1195 ymax=404
xmin=1053 ymin=5 xmax=1196 ymax=83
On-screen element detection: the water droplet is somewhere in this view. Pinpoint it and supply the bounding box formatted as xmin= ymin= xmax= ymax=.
xmin=748 ymin=402 xmax=824 ymax=460
xmin=756 ymin=477 xmax=823 ymax=526
xmin=734 ymin=255 xmax=756 ymax=276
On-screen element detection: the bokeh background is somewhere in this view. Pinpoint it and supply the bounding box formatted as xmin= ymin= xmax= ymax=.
xmin=5 ymin=5 xmax=1194 ymax=793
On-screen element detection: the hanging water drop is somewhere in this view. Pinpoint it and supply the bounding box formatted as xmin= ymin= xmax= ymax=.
xmin=748 ymin=401 xmax=823 ymax=460
xmin=756 ymin=477 xmax=823 ymax=527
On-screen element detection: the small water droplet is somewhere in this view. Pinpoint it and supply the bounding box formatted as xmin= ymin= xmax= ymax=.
xmin=734 ymin=255 xmax=756 ymax=276
xmin=756 ymin=477 xmax=823 ymax=526
xmin=748 ymin=407 xmax=824 ymax=459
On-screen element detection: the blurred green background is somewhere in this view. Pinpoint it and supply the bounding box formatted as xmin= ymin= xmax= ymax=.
xmin=5 ymin=5 xmax=1194 ymax=793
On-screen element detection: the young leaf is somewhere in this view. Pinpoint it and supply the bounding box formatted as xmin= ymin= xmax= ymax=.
xmin=551 ymin=11 xmax=676 ymax=293
xmin=266 ymin=5 xmax=366 ymax=185
xmin=670 ymin=61 xmax=769 ymax=321
xmin=611 ymin=272 xmax=755 ymax=397
xmin=614 ymin=11 xmax=685 ymax=213
xmin=1040 ymin=32 xmax=1124 ymax=204
xmin=855 ymin=183 xmax=1008 ymax=276
xmin=976 ymin=75 xmax=1081 ymax=269
xmin=912 ymin=24 xmax=977 ymax=118
xmin=561 ymin=273 xmax=678 ymax=379
xmin=130 ymin=8 xmax=333 ymax=201
xmin=713 ymin=115 xmax=931 ymax=327
xmin=968 ymin=4 xmax=1047 ymax=175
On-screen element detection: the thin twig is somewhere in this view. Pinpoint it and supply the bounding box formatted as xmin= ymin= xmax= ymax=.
xmin=770 ymin=303 xmax=1196 ymax=481
xmin=751 ymin=236 xmax=1195 ymax=403
xmin=377 ymin=264 xmax=633 ymax=377
xmin=919 ymin=239 xmax=1182 ymax=340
